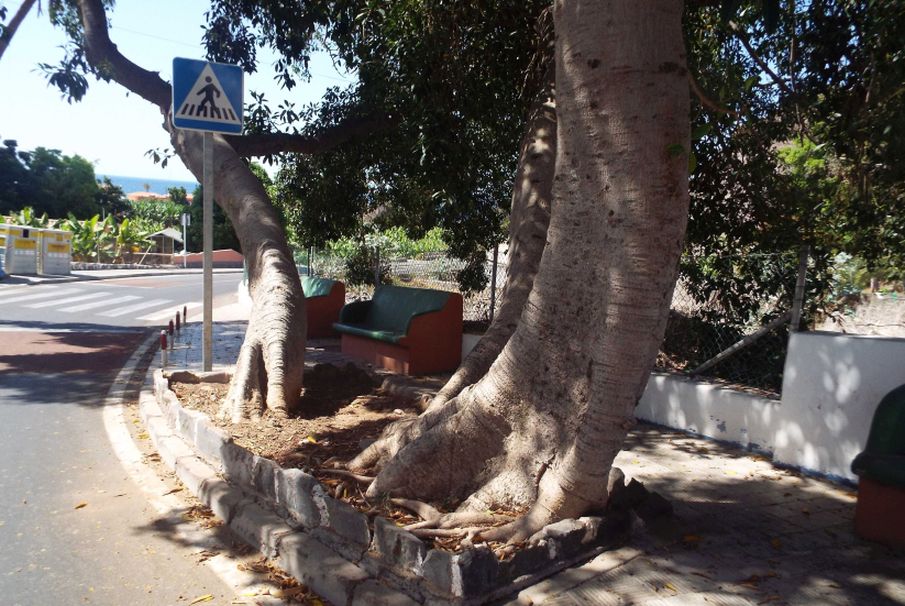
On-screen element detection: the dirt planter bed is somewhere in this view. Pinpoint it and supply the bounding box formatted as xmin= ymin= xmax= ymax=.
xmin=144 ymin=368 xmax=633 ymax=605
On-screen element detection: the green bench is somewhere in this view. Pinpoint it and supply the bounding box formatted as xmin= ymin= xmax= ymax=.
xmin=302 ymin=276 xmax=345 ymax=339
xmin=851 ymin=383 xmax=905 ymax=548
xmin=334 ymin=284 xmax=462 ymax=375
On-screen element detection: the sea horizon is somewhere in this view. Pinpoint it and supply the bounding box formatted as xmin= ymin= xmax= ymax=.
xmin=100 ymin=174 xmax=199 ymax=196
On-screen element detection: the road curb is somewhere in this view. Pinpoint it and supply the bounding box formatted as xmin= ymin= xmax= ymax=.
xmin=142 ymin=367 xmax=634 ymax=605
xmin=139 ymin=375 xmax=416 ymax=606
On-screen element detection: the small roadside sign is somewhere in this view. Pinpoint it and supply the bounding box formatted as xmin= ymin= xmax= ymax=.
xmin=172 ymin=58 xmax=243 ymax=134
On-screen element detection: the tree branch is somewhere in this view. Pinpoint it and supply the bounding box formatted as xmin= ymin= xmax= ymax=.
xmin=78 ymin=0 xmax=171 ymax=111
xmin=0 ymin=0 xmax=37 ymax=61
xmin=227 ymin=113 xmax=399 ymax=157
xmin=728 ymin=20 xmax=792 ymax=97
xmin=688 ymin=72 xmax=741 ymax=117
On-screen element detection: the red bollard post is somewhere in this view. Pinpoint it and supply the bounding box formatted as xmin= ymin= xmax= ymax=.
xmin=168 ymin=320 xmax=175 ymax=350
xmin=183 ymin=305 xmax=187 ymax=324
xmin=175 ymin=311 xmax=181 ymax=332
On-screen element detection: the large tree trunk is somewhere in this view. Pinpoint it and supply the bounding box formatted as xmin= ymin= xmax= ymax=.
xmin=349 ymin=68 xmax=556 ymax=471
xmin=170 ymin=130 xmax=306 ymax=420
xmin=356 ymin=0 xmax=690 ymax=542
xmin=76 ymin=0 xmax=308 ymax=420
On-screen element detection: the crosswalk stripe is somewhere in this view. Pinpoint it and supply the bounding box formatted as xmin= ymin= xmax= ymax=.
xmin=99 ymin=298 xmax=172 ymax=318
xmin=58 ymin=294 xmax=141 ymax=313
xmin=26 ymin=291 xmax=109 ymax=308
xmin=138 ymin=301 xmax=201 ymax=322
xmin=0 ymin=288 xmax=80 ymax=304
xmin=0 ymin=286 xmax=33 ymax=299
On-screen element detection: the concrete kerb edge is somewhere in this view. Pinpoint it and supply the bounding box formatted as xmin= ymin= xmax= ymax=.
xmin=144 ymin=369 xmax=406 ymax=606
xmin=145 ymin=368 xmax=631 ymax=605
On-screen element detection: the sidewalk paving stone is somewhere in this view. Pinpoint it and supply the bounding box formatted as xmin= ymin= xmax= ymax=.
xmin=162 ymin=320 xmax=905 ymax=606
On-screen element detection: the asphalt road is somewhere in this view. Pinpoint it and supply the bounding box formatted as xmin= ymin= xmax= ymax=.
xmin=0 ymin=269 xmax=243 ymax=331
xmin=0 ymin=270 xmax=248 ymax=605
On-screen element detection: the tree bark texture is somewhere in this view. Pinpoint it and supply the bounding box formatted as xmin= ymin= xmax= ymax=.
xmin=359 ymin=0 xmax=690 ymax=541
xmin=170 ymin=130 xmax=306 ymax=420
xmin=0 ymin=0 xmax=36 ymax=61
xmin=349 ymin=69 xmax=556 ymax=472
xmin=77 ymin=0 xmax=306 ymax=418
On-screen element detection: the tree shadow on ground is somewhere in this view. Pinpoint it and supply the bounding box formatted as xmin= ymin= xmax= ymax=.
xmin=598 ymin=424 xmax=905 ymax=606
xmin=0 ymin=321 xmax=149 ymax=407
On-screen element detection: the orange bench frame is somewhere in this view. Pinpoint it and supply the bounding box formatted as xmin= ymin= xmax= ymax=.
xmin=339 ymin=292 xmax=462 ymax=375
xmin=305 ymin=280 xmax=346 ymax=339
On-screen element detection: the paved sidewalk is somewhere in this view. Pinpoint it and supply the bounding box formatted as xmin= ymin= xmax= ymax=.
xmin=164 ymin=320 xmax=905 ymax=606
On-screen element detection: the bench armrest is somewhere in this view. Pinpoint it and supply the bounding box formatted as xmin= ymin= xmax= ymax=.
xmin=852 ymin=452 xmax=905 ymax=486
xmin=339 ymin=300 xmax=372 ymax=325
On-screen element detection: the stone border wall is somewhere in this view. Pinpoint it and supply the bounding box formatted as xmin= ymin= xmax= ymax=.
xmin=144 ymin=369 xmax=628 ymax=605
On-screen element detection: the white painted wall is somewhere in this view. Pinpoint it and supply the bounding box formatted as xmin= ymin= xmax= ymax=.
xmin=636 ymin=373 xmax=780 ymax=452
xmin=636 ymin=331 xmax=905 ymax=482
xmin=773 ymin=331 xmax=905 ymax=480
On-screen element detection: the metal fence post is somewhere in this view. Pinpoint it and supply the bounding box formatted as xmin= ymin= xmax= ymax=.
xmin=374 ymin=245 xmax=381 ymax=286
xmin=308 ymin=245 xmax=313 ymax=276
xmin=790 ymin=245 xmax=810 ymax=332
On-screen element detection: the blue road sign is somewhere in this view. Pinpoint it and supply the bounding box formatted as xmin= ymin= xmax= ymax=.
xmin=172 ymin=58 xmax=244 ymax=134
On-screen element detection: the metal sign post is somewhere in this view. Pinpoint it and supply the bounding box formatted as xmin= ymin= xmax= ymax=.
xmin=202 ymin=133 xmax=214 ymax=370
xmin=172 ymin=57 xmax=244 ymax=372
xmin=180 ymin=212 xmax=190 ymax=269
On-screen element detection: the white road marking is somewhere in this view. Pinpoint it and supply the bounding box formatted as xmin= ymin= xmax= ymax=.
xmin=26 ymin=291 xmax=108 ymax=308
xmin=138 ymin=301 xmax=201 ymax=321
xmin=99 ymin=298 xmax=172 ymax=318
xmin=102 ymin=334 xmax=286 ymax=604
xmin=0 ymin=287 xmax=80 ymax=304
xmin=0 ymin=286 xmax=33 ymax=298
xmin=58 ymin=294 xmax=141 ymax=312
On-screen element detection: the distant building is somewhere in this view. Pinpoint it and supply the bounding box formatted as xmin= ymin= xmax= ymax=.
xmin=148 ymin=227 xmax=184 ymax=255
xmin=126 ymin=192 xmax=194 ymax=203
xmin=127 ymin=191 xmax=169 ymax=202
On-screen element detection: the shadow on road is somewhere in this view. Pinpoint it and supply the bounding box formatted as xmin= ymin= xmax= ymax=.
xmin=0 ymin=320 xmax=149 ymax=407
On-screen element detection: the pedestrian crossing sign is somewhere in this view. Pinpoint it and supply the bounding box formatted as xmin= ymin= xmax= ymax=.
xmin=172 ymin=57 xmax=244 ymax=134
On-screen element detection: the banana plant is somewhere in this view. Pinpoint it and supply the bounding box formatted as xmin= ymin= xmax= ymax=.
xmin=61 ymin=213 xmax=103 ymax=261
xmin=112 ymin=217 xmax=150 ymax=263
xmin=6 ymin=206 xmax=50 ymax=228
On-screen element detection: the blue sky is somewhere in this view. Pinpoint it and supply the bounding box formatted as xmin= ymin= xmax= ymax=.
xmin=0 ymin=1 xmax=354 ymax=181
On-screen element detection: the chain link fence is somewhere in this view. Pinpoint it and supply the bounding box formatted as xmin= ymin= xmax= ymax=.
xmin=300 ymin=248 xmax=506 ymax=325
xmin=302 ymin=246 xmax=816 ymax=396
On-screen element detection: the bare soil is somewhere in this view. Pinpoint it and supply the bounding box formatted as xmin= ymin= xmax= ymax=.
xmin=170 ymin=364 xmax=505 ymax=552
xmin=171 ymin=363 xmax=421 ymax=468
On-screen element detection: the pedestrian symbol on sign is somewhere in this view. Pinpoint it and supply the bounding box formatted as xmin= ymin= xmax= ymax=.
xmin=196 ymin=77 xmax=221 ymax=117
xmin=175 ymin=64 xmax=239 ymax=125
xmin=172 ymin=58 xmax=243 ymax=134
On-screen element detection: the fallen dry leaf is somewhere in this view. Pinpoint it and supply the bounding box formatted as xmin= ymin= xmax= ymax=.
xmin=163 ymin=487 xmax=183 ymax=496
xmin=188 ymin=594 xmax=214 ymax=605
xmin=269 ymin=586 xmax=307 ymax=598
xmin=682 ymin=534 xmax=703 ymax=544
xmin=74 ymin=502 xmax=88 ymax=510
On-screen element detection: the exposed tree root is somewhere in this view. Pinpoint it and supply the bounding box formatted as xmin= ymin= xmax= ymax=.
xmin=391 ymin=498 xmax=441 ymax=522
xmin=321 ymin=469 xmax=375 ymax=484
xmin=348 ymin=73 xmax=555 ymax=474
xmin=221 ymin=337 xmax=266 ymax=422
xmin=348 ymin=391 xmax=466 ymax=472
